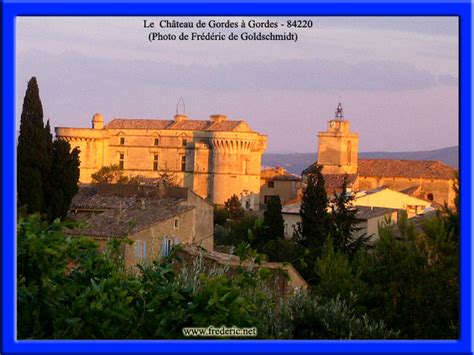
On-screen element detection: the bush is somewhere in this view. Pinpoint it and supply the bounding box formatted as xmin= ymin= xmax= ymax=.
xmin=288 ymin=292 xmax=398 ymax=339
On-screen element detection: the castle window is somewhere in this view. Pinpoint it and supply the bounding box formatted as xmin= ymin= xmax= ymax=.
xmin=154 ymin=138 xmax=160 ymax=146
xmin=347 ymin=141 xmax=352 ymax=164
xmin=427 ymin=193 xmax=434 ymax=201
xmin=181 ymin=155 xmax=186 ymax=171
xmin=267 ymin=181 xmax=275 ymax=188
xmin=119 ymin=153 xmax=124 ymax=169
xmin=153 ymin=154 xmax=159 ymax=171
xmin=174 ymin=218 xmax=179 ymax=228
xmin=120 ymin=137 xmax=125 ymax=145
xmin=182 ymin=138 xmax=187 ymax=147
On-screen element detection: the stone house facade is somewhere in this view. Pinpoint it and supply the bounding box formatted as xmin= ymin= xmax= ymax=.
xmin=65 ymin=185 xmax=213 ymax=270
xmin=260 ymin=167 xmax=302 ymax=207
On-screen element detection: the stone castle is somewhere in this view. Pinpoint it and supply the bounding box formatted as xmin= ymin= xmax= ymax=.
xmin=55 ymin=113 xmax=267 ymax=209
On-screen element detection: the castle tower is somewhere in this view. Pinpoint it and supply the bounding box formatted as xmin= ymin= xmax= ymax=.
xmin=207 ymin=114 xmax=267 ymax=207
xmin=317 ymin=103 xmax=359 ymax=174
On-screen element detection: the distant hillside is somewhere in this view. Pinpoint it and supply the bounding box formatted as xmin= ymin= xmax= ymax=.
xmin=263 ymin=146 xmax=458 ymax=175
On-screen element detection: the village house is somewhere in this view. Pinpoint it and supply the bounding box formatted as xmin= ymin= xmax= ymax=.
xmin=259 ymin=166 xmax=302 ymax=207
xmin=65 ymin=184 xmax=213 ymax=270
xmin=281 ymin=202 xmax=400 ymax=242
xmin=55 ymin=113 xmax=267 ymax=210
xmin=353 ymin=187 xmax=432 ymax=218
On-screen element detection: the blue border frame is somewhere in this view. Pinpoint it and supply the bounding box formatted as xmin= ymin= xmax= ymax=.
xmin=2 ymin=1 xmax=472 ymax=354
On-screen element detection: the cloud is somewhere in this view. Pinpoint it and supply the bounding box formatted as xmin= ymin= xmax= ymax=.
xmin=17 ymin=49 xmax=445 ymax=96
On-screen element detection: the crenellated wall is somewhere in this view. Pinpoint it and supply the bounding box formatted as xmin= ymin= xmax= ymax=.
xmin=208 ymin=133 xmax=266 ymax=205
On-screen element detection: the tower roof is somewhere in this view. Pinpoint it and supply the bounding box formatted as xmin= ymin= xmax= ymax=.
xmin=335 ymin=102 xmax=344 ymax=119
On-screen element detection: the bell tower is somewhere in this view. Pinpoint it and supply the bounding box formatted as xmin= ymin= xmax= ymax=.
xmin=317 ymin=103 xmax=359 ymax=174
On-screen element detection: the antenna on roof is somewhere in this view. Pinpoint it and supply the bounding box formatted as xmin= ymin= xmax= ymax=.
xmin=335 ymin=102 xmax=344 ymax=119
xmin=176 ymin=97 xmax=185 ymax=115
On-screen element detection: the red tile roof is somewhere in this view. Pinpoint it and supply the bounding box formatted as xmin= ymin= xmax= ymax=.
xmin=106 ymin=118 xmax=247 ymax=132
xmin=358 ymin=159 xmax=456 ymax=180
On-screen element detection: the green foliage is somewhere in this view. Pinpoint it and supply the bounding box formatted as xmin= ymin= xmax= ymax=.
xmin=91 ymin=164 xmax=129 ymax=184
xmin=17 ymin=77 xmax=47 ymax=214
xmin=213 ymin=206 xmax=231 ymax=226
xmin=214 ymin=214 xmax=259 ymax=248
xmin=17 ymin=215 xmax=272 ymax=339
xmin=263 ymin=195 xmax=285 ymax=241
xmin=296 ymin=165 xmax=330 ymax=255
xmin=17 ymin=77 xmax=80 ymax=221
xmin=329 ymin=177 xmax=368 ymax=256
xmin=48 ymin=139 xmax=81 ymax=220
xmin=223 ymin=194 xmax=245 ymax=220
xmin=289 ymin=292 xmax=398 ymax=339
xmin=19 ymin=197 xmax=457 ymax=340
xmin=261 ymin=238 xmax=305 ymax=264
xmin=314 ymin=239 xmax=366 ymax=302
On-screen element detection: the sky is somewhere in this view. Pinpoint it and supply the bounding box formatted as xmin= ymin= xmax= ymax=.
xmin=16 ymin=16 xmax=458 ymax=153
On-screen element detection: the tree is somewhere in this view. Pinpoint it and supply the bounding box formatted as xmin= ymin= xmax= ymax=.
xmin=48 ymin=140 xmax=81 ymax=220
xmin=329 ymin=176 xmax=368 ymax=256
xmin=17 ymin=77 xmax=81 ymax=220
xmin=296 ymin=164 xmax=330 ymax=255
xmin=17 ymin=77 xmax=47 ymax=213
xmin=223 ymin=194 xmax=245 ymax=220
xmin=91 ymin=164 xmax=129 ymax=184
xmin=263 ymin=195 xmax=285 ymax=241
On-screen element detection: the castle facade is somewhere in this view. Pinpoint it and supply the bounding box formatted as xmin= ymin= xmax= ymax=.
xmin=55 ymin=113 xmax=267 ymax=208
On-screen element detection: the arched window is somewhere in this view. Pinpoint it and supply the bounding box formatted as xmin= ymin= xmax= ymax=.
xmin=427 ymin=193 xmax=434 ymax=201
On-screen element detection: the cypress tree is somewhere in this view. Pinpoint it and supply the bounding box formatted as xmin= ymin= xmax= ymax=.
xmin=263 ymin=195 xmax=285 ymax=240
xmin=49 ymin=140 xmax=80 ymax=220
xmin=17 ymin=77 xmax=47 ymax=213
xmin=296 ymin=164 xmax=330 ymax=256
xmin=330 ymin=176 xmax=367 ymax=255
xmin=43 ymin=120 xmax=54 ymax=218
xmin=18 ymin=77 xmax=81 ymax=220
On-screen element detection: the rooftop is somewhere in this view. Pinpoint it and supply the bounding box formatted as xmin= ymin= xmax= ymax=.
xmin=323 ymin=173 xmax=358 ymax=189
xmin=261 ymin=166 xmax=301 ymax=181
xmin=358 ymin=159 xmax=456 ymax=180
xmin=66 ymin=185 xmax=194 ymax=238
xmin=105 ymin=118 xmax=251 ymax=132
xmin=356 ymin=206 xmax=399 ymax=220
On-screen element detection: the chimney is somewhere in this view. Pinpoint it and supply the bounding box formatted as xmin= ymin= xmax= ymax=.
xmin=174 ymin=114 xmax=188 ymax=123
xmin=210 ymin=114 xmax=227 ymax=123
